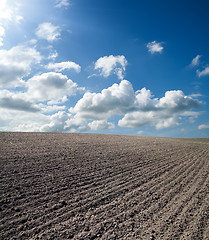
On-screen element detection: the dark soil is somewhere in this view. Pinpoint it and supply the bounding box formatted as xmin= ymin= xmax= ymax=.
xmin=0 ymin=132 xmax=208 ymax=239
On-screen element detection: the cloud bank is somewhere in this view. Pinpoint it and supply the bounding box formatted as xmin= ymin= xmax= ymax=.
xmin=0 ymin=47 xmax=203 ymax=133
xmin=70 ymin=78 xmax=202 ymax=131
xmin=70 ymin=80 xmax=135 ymax=119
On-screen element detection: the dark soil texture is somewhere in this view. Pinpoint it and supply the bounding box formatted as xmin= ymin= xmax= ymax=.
xmin=0 ymin=132 xmax=209 ymax=239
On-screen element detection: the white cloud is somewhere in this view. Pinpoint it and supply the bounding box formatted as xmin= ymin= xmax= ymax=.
xmin=189 ymin=93 xmax=203 ymax=98
xmin=190 ymin=55 xmax=201 ymax=67
xmin=40 ymin=104 xmax=66 ymax=113
xmin=15 ymin=15 xmax=23 ymax=24
xmin=0 ymin=40 xmax=203 ymax=134
xmin=26 ymin=72 xmax=83 ymax=102
xmin=0 ymin=0 xmax=23 ymax=22
xmin=180 ymin=111 xmax=200 ymax=123
xmin=135 ymin=87 xmax=156 ymax=110
xmin=28 ymin=39 xmax=38 ymax=45
xmin=41 ymin=111 xmax=88 ymax=133
xmin=0 ymin=0 xmax=13 ymax=22
xmin=118 ymin=111 xmax=180 ymax=129
xmin=0 ymin=45 xmax=42 ymax=87
xmin=198 ymin=124 xmax=209 ymax=130
xmin=46 ymin=61 xmax=81 ymax=72
xmin=0 ymin=0 xmax=23 ymax=46
xmin=48 ymin=50 xmax=58 ymax=60
xmin=119 ymin=89 xmax=201 ymax=129
xmin=88 ymin=120 xmax=115 ymax=131
xmin=156 ymin=90 xmax=201 ymax=111
xmin=70 ymin=80 xmax=135 ymax=119
xmin=65 ymin=116 xmax=89 ymax=132
xmin=40 ymin=111 xmax=71 ymax=132
xmin=0 ymin=25 xmax=5 ymax=46
xmin=0 ymin=108 xmax=49 ymax=132
xmin=41 ymin=114 xmax=115 ymax=133
xmin=147 ymin=41 xmax=164 ymax=54
xmin=94 ymin=55 xmax=128 ymax=80
xmin=70 ymin=79 xmax=201 ymax=130
xmin=196 ymin=66 xmax=209 ymax=77
xmin=0 ymin=90 xmax=40 ymax=112
xmin=155 ymin=116 xmax=180 ymax=130
xmin=137 ymin=130 xmax=144 ymax=135
xmin=48 ymin=96 xmax=68 ymax=105
xmin=55 ymin=0 xmax=70 ymax=8
xmin=36 ymin=22 xmax=61 ymax=42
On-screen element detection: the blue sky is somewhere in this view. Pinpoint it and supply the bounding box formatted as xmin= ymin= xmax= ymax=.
xmin=0 ymin=0 xmax=209 ymax=137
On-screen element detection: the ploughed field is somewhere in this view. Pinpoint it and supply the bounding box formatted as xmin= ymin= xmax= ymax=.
xmin=0 ymin=132 xmax=209 ymax=240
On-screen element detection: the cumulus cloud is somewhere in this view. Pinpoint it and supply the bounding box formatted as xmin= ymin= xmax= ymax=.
xmin=147 ymin=41 xmax=164 ymax=54
xmin=196 ymin=66 xmax=209 ymax=77
xmin=94 ymin=55 xmax=128 ymax=80
xmin=55 ymin=0 xmax=70 ymax=8
xmin=41 ymin=111 xmax=88 ymax=133
xmin=119 ymin=89 xmax=201 ymax=129
xmin=65 ymin=116 xmax=88 ymax=132
xmin=0 ymin=108 xmax=48 ymax=132
xmin=36 ymin=22 xmax=61 ymax=42
xmin=88 ymin=120 xmax=115 ymax=131
xmin=46 ymin=61 xmax=81 ymax=72
xmin=0 ymin=90 xmax=40 ymax=112
xmin=40 ymin=104 xmax=66 ymax=113
xmin=0 ymin=97 xmax=40 ymax=112
xmin=118 ymin=111 xmax=179 ymax=129
xmin=70 ymin=77 xmax=201 ymax=130
xmin=135 ymin=88 xmax=156 ymax=110
xmin=198 ymin=124 xmax=209 ymax=130
xmin=40 ymin=111 xmax=71 ymax=132
xmin=156 ymin=90 xmax=201 ymax=111
xmin=190 ymin=55 xmax=201 ymax=67
xmin=41 ymin=113 xmax=115 ymax=133
xmin=70 ymin=80 xmax=135 ymax=119
xmin=26 ymin=72 xmax=83 ymax=102
xmin=71 ymin=79 xmax=201 ymax=130
xmin=0 ymin=45 xmax=42 ymax=87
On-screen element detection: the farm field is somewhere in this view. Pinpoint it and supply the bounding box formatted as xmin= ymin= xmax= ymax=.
xmin=0 ymin=132 xmax=209 ymax=239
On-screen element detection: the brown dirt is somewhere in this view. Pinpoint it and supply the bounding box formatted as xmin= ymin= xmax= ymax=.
xmin=0 ymin=132 xmax=209 ymax=240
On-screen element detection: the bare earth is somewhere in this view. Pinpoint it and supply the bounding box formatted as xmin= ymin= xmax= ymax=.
xmin=0 ymin=132 xmax=209 ymax=240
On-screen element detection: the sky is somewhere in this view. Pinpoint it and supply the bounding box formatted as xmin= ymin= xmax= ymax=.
xmin=0 ymin=0 xmax=209 ymax=138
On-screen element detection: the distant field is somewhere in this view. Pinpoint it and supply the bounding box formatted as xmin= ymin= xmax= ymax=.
xmin=0 ymin=132 xmax=208 ymax=240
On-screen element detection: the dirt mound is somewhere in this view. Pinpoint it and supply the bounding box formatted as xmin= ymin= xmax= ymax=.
xmin=0 ymin=132 xmax=208 ymax=239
